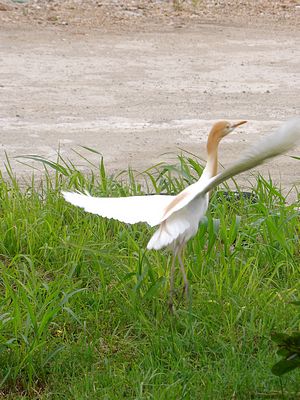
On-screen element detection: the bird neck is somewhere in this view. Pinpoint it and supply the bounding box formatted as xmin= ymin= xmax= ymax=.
xmin=202 ymin=137 xmax=219 ymax=180
xmin=206 ymin=149 xmax=218 ymax=178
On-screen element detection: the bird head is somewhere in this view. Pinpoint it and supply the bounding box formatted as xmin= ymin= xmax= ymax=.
xmin=214 ymin=120 xmax=247 ymax=139
xmin=208 ymin=120 xmax=247 ymax=146
xmin=207 ymin=120 xmax=247 ymax=155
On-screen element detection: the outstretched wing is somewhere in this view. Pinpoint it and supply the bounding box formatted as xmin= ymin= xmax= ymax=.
xmin=160 ymin=118 xmax=300 ymax=222
xmin=62 ymin=191 xmax=173 ymax=227
xmin=202 ymin=118 xmax=300 ymax=195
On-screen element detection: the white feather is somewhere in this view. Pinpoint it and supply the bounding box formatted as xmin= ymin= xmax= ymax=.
xmin=147 ymin=193 xmax=209 ymax=250
xmin=147 ymin=211 xmax=191 ymax=250
xmin=202 ymin=118 xmax=300 ymax=196
xmin=62 ymin=118 xmax=300 ymax=251
xmin=62 ymin=191 xmax=173 ymax=227
xmin=160 ymin=118 xmax=300 ymax=223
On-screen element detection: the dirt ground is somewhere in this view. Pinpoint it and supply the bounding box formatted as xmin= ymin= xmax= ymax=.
xmin=0 ymin=0 xmax=299 ymax=197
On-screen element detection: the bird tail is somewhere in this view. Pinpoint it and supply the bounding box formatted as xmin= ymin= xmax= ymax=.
xmin=147 ymin=214 xmax=190 ymax=250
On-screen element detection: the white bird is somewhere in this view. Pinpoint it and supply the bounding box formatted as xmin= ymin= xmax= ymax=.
xmin=63 ymin=118 xmax=300 ymax=310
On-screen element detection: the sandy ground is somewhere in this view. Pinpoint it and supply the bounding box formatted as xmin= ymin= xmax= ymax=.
xmin=0 ymin=1 xmax=299 ymax=197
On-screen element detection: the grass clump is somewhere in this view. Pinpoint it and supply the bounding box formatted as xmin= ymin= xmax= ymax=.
xmin=0 ymin=151 xmax=299 ymax=399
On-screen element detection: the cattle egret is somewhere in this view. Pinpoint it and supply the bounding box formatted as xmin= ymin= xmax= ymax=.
xmin=63 ymin=118 xmax=300 ymax=310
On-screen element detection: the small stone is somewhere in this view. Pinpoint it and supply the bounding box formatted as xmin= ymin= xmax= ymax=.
xmin=0 ymin=2 xmax=12 ymax=11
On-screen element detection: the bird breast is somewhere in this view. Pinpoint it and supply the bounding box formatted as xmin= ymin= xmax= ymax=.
xmin=147 ymin=193 xmax=209 ymax=250
xmin=181 ymin=193 xmax=209 ymax=241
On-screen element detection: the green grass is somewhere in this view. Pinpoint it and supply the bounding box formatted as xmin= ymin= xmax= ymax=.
xmin=0 ymin=152 xmax=299 ymax=399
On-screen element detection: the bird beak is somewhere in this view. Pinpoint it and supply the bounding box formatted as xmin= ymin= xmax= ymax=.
xmin=232 ymin=120 xmax=247 ymax=129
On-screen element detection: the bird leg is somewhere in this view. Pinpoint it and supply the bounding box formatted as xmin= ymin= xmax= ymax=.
xmin=168 ymin=252 xmax=177 ymax=313
xmin=177 ymin=246 xmax=189 ymax=302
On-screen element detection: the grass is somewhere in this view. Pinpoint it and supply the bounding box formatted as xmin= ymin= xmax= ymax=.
xmin=0 ymin=151 xmax=299 ymax=399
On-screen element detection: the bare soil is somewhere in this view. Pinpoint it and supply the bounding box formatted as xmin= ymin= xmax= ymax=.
xmin=0 ymin=0 xmax=299 ymax=197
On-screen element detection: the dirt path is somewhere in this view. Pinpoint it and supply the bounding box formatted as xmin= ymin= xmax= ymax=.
xmin=0 ymin=1 xmax=299 ymax=197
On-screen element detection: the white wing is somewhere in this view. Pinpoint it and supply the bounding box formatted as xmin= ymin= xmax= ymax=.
xmin=160 ymin=118 xmax=300 ymax=222
xmin=62 ymin=191 xmax=173 ymax=227
xmin=203 ymin=118 xmax=300 ymax=195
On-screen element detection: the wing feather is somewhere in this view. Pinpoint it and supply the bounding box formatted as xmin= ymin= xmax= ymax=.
xmin=160 ymin=118 xmax=300 ymax=222
xmin=63 ymin=119 xmax=300 ymax=230
xmin=202 ymin=118 xmax=300 ymax=195
xmin=62 ymin=191 xmax=173 ymax=227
